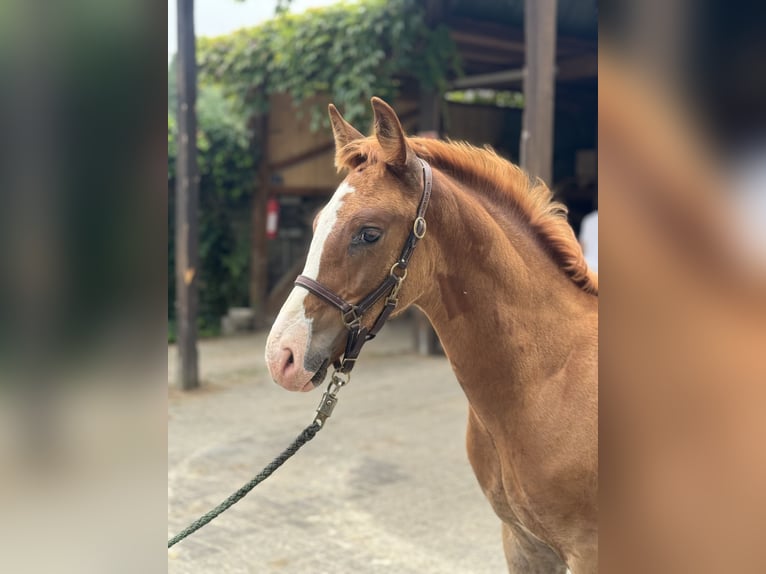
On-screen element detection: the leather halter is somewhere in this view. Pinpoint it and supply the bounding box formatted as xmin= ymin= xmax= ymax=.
xmin=295 ymin=157 xmax=433 ymax=376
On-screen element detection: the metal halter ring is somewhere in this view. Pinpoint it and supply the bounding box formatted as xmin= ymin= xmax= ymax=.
xmin=330 ymin=370 xmax=350 ymax=387
xmin=413 ymin=216 xmax=427 ymax=239
xmin=389 ymin=261 xmax=408 ymax=281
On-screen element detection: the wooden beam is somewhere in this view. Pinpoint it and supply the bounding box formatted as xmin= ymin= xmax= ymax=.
xmin=269 ymin=140 xmax=336 ymax=172
xmin=520 ymin=0 xmax=557 ymax=185
xmin=557 ymin=53 xmax=598 ymax=82
xmin=274 ymin=186 xmax=333 ymax=197
xmin=449 ymin=54 xmax=596 ymax=90
xmin=451 ymin=18 xmax=596 ymax=55
xmin=451 ymin=30 xmax=525 ymax=54
xmin=249 ymin=109 xmax=270 ymax=327
xmin=459 ymin=49 xmax=526 ymax=67
xmin=270 ymin=109 xmax=421 ymax=175
xmin=175 ymin=0 xmax=199 ymax=390
xmin=452 ymin=68 xmax=526 ymax=89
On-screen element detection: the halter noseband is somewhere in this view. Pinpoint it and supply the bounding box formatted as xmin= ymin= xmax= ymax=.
xmin=294 ymin=157 xmax=433 ymax=378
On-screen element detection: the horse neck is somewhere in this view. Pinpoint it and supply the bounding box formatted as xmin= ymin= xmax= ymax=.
xmin=414 ymin=175 xmax=597 ymax=427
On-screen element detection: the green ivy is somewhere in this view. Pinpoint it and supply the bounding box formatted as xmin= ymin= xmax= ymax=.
xmin=197 ymin=0 xmax=460 ymax=130
xmin=445 ymin=88 xmax=525 ymax=109
xmin=169 ymin=0 xmax=460 ymax=338
xmin=168 ymin=83 xmax=254 ymax=337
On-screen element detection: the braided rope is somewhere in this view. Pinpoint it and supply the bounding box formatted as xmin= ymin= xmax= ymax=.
xmin=168 ymin=422 xmax=322 ymax=548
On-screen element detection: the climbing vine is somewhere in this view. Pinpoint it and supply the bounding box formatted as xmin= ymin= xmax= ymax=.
xmin=168 ymin=84 xmax=254 ymax=338
xmin=170 ymin=0 xmax=460 ymax=338
xmin=197 ymin=0 xmax=460 ymax=130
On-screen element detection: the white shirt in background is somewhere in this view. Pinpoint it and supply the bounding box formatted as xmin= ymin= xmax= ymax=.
xmin=579 ymin=210 xmax=598 ymax=273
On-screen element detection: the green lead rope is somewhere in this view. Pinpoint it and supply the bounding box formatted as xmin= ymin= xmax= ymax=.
xmin=168 ymin=421 xmax=322 ymax=548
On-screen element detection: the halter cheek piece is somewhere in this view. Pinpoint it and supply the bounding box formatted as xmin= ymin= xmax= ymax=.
xmin=294 ymin=158 xmax=433 ymax=378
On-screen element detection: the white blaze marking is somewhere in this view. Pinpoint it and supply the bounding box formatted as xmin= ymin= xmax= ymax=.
xmin=265 ymin=181 xmax=355 ymax=368
xmin=303 ymin=181 xmax=355 ymax=279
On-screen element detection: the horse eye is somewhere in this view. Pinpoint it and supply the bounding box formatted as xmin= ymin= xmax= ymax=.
xmin=358 ymin=228 xmax=382 ymax=244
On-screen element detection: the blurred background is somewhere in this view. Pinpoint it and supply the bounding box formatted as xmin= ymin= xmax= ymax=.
xmin=599 ymin=2 xmax=766 ymax=572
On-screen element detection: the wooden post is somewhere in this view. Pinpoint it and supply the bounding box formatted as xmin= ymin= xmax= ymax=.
xmin=175 ymin=0 xmax=199 ymax=390
xmin=418 ymin=89 xmax=440 ymax=139
xmin=520 ymin=0 xmax=557 ymax=185
xmin=419 ymin=0 xmax=444 ymax=138
xmin=412 ymin=110 xmax=442 ymax=356
xmin=412 ymin=0 xmax=444 ymax=356
xmin=249 ymin=110 xmax=270 ymax=327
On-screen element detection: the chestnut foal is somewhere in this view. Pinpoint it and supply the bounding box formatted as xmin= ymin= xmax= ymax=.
xmin=265 ymin=98 xmax=598 ymax=573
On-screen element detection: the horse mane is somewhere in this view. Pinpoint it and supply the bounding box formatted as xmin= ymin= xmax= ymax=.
xmin=337 ymin=136 xmax=598 ymax=296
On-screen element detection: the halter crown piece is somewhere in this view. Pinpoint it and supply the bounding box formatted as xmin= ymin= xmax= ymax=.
xmin=294 ymin=158 xmax=433 ymax=378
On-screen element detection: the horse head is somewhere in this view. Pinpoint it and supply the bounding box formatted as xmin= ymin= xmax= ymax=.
xmin=265 ymin=98 xmax=431 ymax=391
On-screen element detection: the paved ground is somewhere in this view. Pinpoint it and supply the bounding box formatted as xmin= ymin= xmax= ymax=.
xmin=168 ymin=317 xmax=507 ymax=573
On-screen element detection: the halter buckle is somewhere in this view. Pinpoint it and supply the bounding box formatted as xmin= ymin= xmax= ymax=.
xmin=341 ymin=307 xmax=361 ymax=329
xmin=337 ymin=356 xmax=356 ymax=370
xmin=413 ymin=216 xmax=427 ymax=239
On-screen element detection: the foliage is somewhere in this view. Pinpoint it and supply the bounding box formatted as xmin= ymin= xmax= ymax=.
xmin=169 ymin=0 xmax=460 ymax=338
xmin=445 ymin=88 xmax=525 ymax=109
xmin=168 ymin=56 xmax=177 ymax=111
xmin=197 ymin=0 xmax=460 ymax=130
xmin=274 ymin=0 xmax=293 ymax=16
xmin=168 ymin=79 xmax=254 ymax=336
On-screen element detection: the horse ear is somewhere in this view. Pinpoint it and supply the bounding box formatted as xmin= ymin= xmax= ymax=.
xmin=371 ymin=97 xmax=410 ymax=167
xmin=328 ymin=104 xmax=363 ymax=151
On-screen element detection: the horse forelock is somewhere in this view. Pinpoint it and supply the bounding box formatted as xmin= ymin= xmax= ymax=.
xmin=336 ymin=137 xmax=598 ymax=296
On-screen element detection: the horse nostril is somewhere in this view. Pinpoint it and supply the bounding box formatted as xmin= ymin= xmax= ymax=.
xmin=276 ymin=347 xmax=298 ymax=381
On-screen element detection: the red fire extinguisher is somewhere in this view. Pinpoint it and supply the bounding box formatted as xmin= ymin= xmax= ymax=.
xmin=266 ymin=196 xmax=279 ymax=240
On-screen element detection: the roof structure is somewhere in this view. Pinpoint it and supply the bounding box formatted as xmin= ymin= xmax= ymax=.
xmin=441 ymin=0 xmax=597 ymax=89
